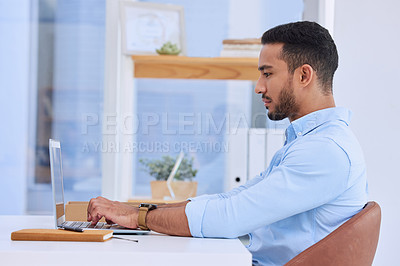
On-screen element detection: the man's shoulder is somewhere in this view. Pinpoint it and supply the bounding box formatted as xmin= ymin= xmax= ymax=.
xmin=286 ymin=121 xmax=365 ymax=168
xmin=281 ymin=135 xmax=350 ymax=171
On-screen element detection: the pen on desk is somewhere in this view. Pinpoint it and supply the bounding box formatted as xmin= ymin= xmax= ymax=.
xmin=112 ymin=236 xmax=139 ymax=243
xmin=62 ymin=226 xmax=84 ymax=232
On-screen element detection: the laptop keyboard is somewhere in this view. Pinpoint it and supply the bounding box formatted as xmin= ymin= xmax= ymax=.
xmin=62 ymin=221 xmax=113 ymax=229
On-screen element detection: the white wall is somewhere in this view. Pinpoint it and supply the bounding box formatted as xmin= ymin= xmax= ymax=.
xmin=333 ymin=1 xmax=400 ymax=265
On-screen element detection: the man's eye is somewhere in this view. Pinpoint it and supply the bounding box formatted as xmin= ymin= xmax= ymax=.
xmin=264 ymin=72 xmax=271 ymax=77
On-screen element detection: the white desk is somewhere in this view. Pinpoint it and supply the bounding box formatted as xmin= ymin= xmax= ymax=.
xmin=0 ymin=215 xmax=251 ymax=266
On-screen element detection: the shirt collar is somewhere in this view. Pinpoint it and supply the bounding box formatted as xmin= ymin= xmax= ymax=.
xmin=285 ymin=107 xmax=352 ymax=144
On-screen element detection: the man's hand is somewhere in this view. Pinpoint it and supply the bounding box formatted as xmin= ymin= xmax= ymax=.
xmin=87 ymin=197 xmax=191 ymax=236
xmin=87 ymin=196 xmax=139 ymax=229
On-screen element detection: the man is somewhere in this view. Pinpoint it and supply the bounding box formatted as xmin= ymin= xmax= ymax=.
xmin=87 ymin=21 xmax=367 ymax=265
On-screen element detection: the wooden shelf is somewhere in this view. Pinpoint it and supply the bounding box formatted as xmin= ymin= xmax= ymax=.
xmin=131 ymin=55 xmax=259 ymax=80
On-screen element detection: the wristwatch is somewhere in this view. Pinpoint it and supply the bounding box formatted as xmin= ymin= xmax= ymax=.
xmin=138 ymin=203 xmax=157 ymax=230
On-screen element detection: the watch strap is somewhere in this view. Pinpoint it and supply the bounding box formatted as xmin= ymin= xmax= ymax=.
xmin=138 ymin=204 xmax=157 ymax=230
xmin=138 ymin=207 xmax=149 ymax=230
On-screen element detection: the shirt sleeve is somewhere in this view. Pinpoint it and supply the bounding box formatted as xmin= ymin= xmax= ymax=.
xmin=185 ymin=136 xmax=351 ymax=238
xmin=188 ymin=173 xmax=265 ymax=203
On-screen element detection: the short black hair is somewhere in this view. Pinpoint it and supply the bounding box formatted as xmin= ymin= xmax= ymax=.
xmin=261 ymin=21 xmax=338 ymax=94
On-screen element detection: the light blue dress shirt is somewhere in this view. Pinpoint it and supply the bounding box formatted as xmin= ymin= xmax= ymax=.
xmin=185 ymin=107 xmax=368 ymax=266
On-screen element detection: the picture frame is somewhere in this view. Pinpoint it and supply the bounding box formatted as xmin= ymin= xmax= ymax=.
xmin=120 ymin=1 xmax=186 ymax=55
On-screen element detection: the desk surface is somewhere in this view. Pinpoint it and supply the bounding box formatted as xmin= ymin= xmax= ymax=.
xmin=0 ymin=215 xmax=251 ymax=266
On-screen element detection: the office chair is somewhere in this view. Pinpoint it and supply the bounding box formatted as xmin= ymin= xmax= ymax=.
xmin=285 ymin=201 xmax=381 ymax=266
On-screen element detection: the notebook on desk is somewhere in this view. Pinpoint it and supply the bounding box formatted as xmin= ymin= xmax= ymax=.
xmin=49 ymin=139 xmax=148 ymax=235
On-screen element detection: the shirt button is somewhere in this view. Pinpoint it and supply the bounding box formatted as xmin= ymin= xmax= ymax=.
xmin=297 ymin=132 xmax=302 ymax=136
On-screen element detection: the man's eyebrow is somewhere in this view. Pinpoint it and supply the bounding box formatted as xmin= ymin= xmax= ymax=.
xmin=258 ymin=65 xmax=273 ymax=71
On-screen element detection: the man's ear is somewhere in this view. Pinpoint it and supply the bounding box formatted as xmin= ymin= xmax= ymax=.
xmin=296 ymin=64 xmax=314 ymax=87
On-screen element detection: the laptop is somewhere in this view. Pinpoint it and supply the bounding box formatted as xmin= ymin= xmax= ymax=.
xmin=49 ymin=139 xmax=149 ymax=234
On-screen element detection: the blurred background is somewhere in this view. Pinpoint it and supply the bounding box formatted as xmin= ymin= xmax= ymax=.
xmin=0 ymin=0 xmax=399 ymax=265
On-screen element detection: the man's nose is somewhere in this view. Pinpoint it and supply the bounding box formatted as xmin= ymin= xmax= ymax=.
xmin=254 ymin=77 xmax=265 ymax=94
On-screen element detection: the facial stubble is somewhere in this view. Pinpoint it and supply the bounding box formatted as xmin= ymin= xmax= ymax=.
xmin=266 ymin=78 xmax=299 ymax=121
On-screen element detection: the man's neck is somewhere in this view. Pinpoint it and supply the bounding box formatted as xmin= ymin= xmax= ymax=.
xmin=289 ymin=94 xmax=336 ymax=122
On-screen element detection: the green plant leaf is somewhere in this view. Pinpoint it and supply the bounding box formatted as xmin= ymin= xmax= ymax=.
xmin=139 ymin=155 xmax=197 ymax=181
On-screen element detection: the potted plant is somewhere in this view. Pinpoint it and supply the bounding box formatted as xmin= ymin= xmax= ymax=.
xmin=139 ymin=155 xmax=198 ymax=200
xmin=156 ymin=41 xmax=181 ymax=55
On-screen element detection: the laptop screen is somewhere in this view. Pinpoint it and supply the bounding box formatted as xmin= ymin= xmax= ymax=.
xmin=49 ymin=139 xmax=66 ymax=227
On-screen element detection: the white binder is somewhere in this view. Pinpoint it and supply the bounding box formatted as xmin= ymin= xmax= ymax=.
xmin=225 ymin=128 xmax=249 ymax=191
xmin=225 ymin=128 xmax=285 ymax=190
xmin=248 ymin=128 xmax=268 ymax=180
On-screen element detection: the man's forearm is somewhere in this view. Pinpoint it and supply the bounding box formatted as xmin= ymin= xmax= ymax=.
xmin=146 ymin=201 xmax=191 ymax=237
xmin=156 ymin=201 xmax=190 ymax=208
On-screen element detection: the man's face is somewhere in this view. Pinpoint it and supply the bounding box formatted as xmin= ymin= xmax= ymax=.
xmin=255 ymin=43 xmax=299 ymax=121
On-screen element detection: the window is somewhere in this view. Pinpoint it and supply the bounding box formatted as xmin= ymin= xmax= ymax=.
xmin=133 ymin=79 xmax=253 ymax=196
xmin=27 ymin=0 xmax=106 ymax=214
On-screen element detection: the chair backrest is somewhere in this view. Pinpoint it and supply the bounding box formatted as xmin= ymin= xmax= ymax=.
xmin=285 ymin=201 xmax=381 ymax=266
